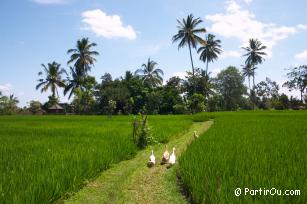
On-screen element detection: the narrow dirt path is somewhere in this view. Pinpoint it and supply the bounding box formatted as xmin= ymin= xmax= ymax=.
xmin=65 ymin=121 xmax=212 ymax=204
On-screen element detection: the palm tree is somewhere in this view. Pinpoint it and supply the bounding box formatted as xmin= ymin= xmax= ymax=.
xmin=135 ymin=58 xmax=164 ymax=88
xmin=36 ymin=61 xmax=66 ymax=98
xmin=197 ymin=34 xmax=222 ymax=75
xmin=241 ymin=62 xmax=256 ymax=91
xmin=172 ymin=14 xmax=206 ymax=83
xmin=200 ymin=69 xmax=215 ymax=99
xmin=242 ymin=38 xmax=267 ymax=88
xmin=64 ymin=67 xmax=86 ymax=99
xmin=67 ymin=38 xmax=99 ymax=76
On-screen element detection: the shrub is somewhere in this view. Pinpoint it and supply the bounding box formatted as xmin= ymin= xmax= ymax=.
xmin=132 ymin=114 xmax=156 ymax=149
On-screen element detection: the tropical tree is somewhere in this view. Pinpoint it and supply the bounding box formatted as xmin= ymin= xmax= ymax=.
xmin=0 ymin=93 xmax=19 ymax=115
xmin=197 ymin=34 xmax=222 ymax=75
xmin=71 ymin=88 xmax=95 ymax=114
xmin=172 ymin=14 xmax=206 ymax=85
xmin=28 ymin=100 xmax=42 ymax=114
xmin=36 ymin=61 xmax=66 ymax=100
xmin=67 ymin=38 xmax=99 ymax=76
xmin=241 ymin=62 xmax=255 ymax=91
xmin=214 ymin=66 xmax=247 ymax=110
xmin=135 ymin=58 xmax=164 ymax=88
xmin=283 ymin=65 xmax=307 ymax=102
xmin=241 ymin=38 xmax=267 ymax=87
xmin=188 ymin=93 xmax=205 ymax=114
xmin=184 ymin=68 xmax=214 ymax=99
xmin=64 ymin=67 xmax=96 ymax=99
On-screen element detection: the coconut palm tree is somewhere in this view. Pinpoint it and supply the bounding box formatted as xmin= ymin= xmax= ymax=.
xmin=172 ymin=14 xmax=206 ymax=83
xmin=64 ymin=67 xmax=86 ymax=99
xmin=135 ymin=58 xmax=164 ymax=88
xmin=197 ymin=34 xmax=222 ymax=75
xmin=67 ymin=38 xmax=99 ymax=76
xmin=241 ymin=62 xmax=256 ymax=91
xmin=242 ymin=38 xmax=267 ymax=88
xmin=36 ymin=62 xmax=67 ymax=98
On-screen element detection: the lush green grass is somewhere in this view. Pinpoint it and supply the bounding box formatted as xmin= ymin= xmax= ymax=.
xmin=179 ymin=111 xmax=307 ymax=203
xmin=0 ymin=115 xmax=191 ymax=204
xmin=65 ymin=121 xmax=212 ymax=204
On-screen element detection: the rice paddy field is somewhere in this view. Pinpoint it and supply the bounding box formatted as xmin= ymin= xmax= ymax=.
xmin=0 ymin=115 xmax=191 ymax=204
xmin=180 ymin=111 xmax=307 ymax=203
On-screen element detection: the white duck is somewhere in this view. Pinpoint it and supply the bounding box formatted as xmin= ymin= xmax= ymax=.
xmin=169 ymin=147 xmax=176 ymax=165
xmin=193 ymin=131 xmax=199 ymax=139
xmin=161 ymin=145 xmax=170 ymax=164
xmin=148 ymin=150 xmax=156 ymax=167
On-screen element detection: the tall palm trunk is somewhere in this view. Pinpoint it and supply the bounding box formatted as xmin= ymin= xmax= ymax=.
xmin=252 ymin=74 xmax=255 ymax=89
xmin=206 ymin=60 xmax=209 ymax=76
xmin=248 ymin=76 xmax=251 ymax=92
xmin=188 ymin=42 xmax=196 ymax=92
xmin=52 ymin=85 xmax=56 ymax=98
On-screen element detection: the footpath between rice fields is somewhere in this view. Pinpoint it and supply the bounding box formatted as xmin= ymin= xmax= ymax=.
xmin=64 ymin=121 xmax=213 ymax=204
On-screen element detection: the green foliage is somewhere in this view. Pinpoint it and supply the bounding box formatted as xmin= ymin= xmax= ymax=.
xmin=283 ymin=65 xmax=307 ymax=102
xmin=188 ymin=93 xmax=205 ymax=113
xmin=206 ymin=95 xmax=222 ymax=112
xmin=0 ymin=93 xmax=19 ymax=115
xmin=67 ymin=37 xmax=99 ymax=76
xmin=46 ymin=95 xmax=59 ymax=108
xmin=278 ymin=94 xmax=290 ymax=109
xmin=271 ymin=100 xmax=284 ymax=110
xmin=241 ymin=38 xmax=267 ymax=88
xmin=0 ymin=115 xmax=191 ymax=203
xmin=179 ymin=111 xmax=307 ymax=203
xmin=28 ymin=100 xmax=42 ymax=114
xmin=135 ymin=58 xmax=164 ymax=88
xmin=72 ymin=88 xmax=95 ymax=114
xmin=132 ymin=114 xmax=156 ymax=149
xmin=173 ymin=104 xmax=188 ymax=114
xmin=191 ymin=113 xmax=212 ymax=122
xmin=106 ymin=99 xmax=116 ymax=117
xmin=184 ymin=68 xmax=214 ymax=99
xmin=214 ymin=66 xmax=247 ymax=110
xmin=197 ymin=34 xmax=222 ymax=74
xmin=36 ymin=61 xmax=66 ymax=98
xmin=172 ymin=14 xmax=206 ymax=90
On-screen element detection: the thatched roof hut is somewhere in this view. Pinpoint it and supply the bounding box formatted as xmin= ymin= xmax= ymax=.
xmin=48 ymin=103 xmax=64 ymax=114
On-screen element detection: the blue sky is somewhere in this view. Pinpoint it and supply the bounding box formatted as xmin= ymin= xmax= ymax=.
xmin=1 ymin=0 xmax=307 ymax=106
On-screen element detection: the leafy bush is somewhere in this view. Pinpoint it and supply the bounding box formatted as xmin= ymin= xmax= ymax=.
xmin=132 ymin=114 xmax=156 ymax=149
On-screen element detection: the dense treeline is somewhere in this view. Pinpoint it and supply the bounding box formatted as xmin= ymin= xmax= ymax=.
xmin=1 ymin=14 xmax=306 ymax=115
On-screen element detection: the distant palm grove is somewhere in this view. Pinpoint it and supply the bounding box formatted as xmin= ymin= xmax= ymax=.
xmin=0 ymin=14 xmax=306 ymax=115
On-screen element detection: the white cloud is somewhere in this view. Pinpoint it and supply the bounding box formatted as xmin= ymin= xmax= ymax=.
xmin=297 ymin=24 xmax=307 ymax=30
xmin=243 ymin=0 xmax=253 ymax=4
xmin=221 ymin=50 xmax=241 ymax=58
xmin=294 ymin=50 xmax=307 ymax=60
xmin=206 ymin=0 xmax=297 ymax=58
xmin=81 ymin=9 xmax=137 ymax=40
xmin=32 ymin=0 xmax=69 ymax=5
xmin=0 ymin=83 xmax=13 ymax=95
xmin=173 ymin=72 xmax=187 ymax=79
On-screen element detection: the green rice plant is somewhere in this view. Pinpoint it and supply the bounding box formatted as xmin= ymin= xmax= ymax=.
xmin=179 ymin=111 xmax=307 ymax=203
xmin=0 ymin=115 xmax=191 ymax=204
xmin=148 ymin=115 xmax=192 ymax=143
xmin=191 ymin=113 xmax=214 ymax=122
